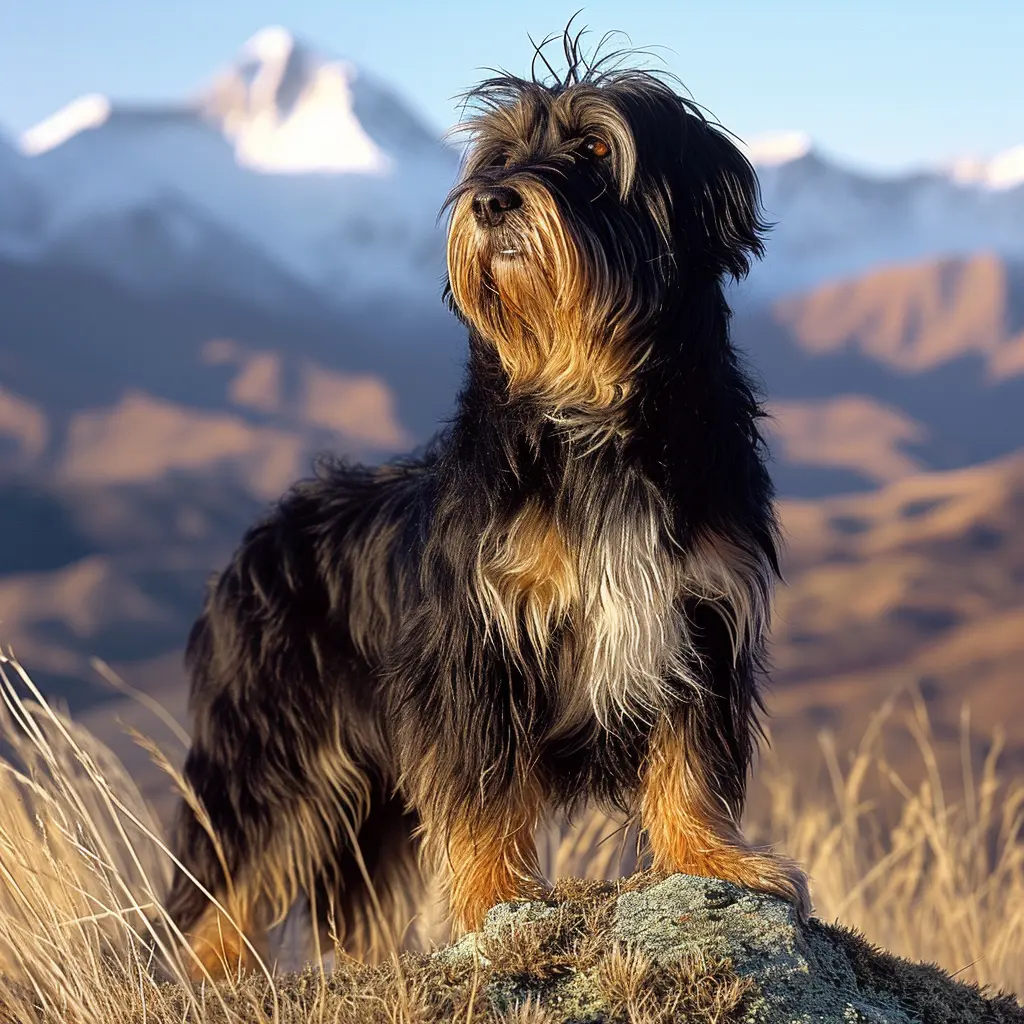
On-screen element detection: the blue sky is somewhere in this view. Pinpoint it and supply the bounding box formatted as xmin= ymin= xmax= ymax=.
xmin=2 ymin=0 xmax=1021 ymax=173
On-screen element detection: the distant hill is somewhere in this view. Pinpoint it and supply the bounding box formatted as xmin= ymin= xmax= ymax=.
xmin=738 ymin=252 xmax=1024 ymax=496
xmin=768 ymin=452 xmax=1024 ymax=782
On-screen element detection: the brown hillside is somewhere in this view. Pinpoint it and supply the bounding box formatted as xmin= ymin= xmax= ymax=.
xmin=736 ymin=253 xmax=1024 ymax=496
xmin=768 ymin=395 xmax=927 ymax=486
xmin=769 ymin=452 xmax=1024 ymax=782
xmin=772 ymin=252 xmax=1024 ymax=377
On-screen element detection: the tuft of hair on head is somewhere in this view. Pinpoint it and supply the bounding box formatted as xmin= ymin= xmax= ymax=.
xmin=450 ymin=16 xmax=673 ymax=126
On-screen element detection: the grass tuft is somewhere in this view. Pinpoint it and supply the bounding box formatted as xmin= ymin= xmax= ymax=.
xmin=596 ymin=945 xmax=752 ymax=1024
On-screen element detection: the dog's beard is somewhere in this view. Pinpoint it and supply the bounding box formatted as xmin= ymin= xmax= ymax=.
xmin=447 ymin=182 xmax=647 ymax=412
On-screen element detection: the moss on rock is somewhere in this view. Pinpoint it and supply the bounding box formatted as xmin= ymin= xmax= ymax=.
xmin=430 ymin=872 xmax=1023 ymax=1024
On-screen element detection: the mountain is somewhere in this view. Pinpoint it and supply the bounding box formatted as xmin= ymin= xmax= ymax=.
xmin=7 ymin=34 xmax=1024 ymax=310
xmin=198 ymin=25 xmax=442 ymax=173
xmin=0 ymin=250 xmax=459 ymax=705
xmin=768 ymin=251 xmax=1024 ymax=377
xmin=947 ymin=144 xmax=1024 ymax=190
xmin=0 ymin=133 xmax=47 ymax=247
xmin=742 ymin=133 xmax=1024 ymax=301
xmin=767 ymin=452 xmax=1024 ymax=781
xmin=736 ymin=252 xmax=1024 ymax=496
xmin=0 ymin=250 xmax=463 ymax=466
xmin=14 ymin=28 xmax=457 ymax=305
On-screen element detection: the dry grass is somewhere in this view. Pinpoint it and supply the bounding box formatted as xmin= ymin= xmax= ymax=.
xmin=0 ymin=650 xmax=1021 ymax=1023
xmin=756 ymin=695 xmax=1024 ymax=992
xmin=595 ymin=945 xmax=751 ymax=1024
xmin=0 ymin=651 xmax=281 ymax=1022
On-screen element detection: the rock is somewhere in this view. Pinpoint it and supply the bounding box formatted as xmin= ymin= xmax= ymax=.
xmin=433 ymin=872 xmax=1024 ymax=1024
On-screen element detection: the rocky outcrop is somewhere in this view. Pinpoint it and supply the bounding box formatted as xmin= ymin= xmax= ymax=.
xmin=429 ymin=873 xmax=1023 ymax=1023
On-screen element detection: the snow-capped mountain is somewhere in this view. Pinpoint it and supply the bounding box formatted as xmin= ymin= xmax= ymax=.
xmin=4 ymin=31 xmax=1024 ymax=309
xmin=743 ymin=132 xmax=1024 ymax=300
xmin=198 ymin=25 xmax=441 ymax=174
xmin=13 ymin=28 xmax=458 ymax=306
xmin=948 ymin=145 xmax=1024 ymax=191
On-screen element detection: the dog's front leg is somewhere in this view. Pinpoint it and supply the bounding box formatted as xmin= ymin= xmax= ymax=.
xmin=417 ymin=774 xmax=546 ymax=934
xmin=640 ymin=717 xmax=811 ymax=919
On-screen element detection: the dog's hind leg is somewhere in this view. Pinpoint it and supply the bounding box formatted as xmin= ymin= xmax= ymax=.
xmin=164 ymin=521 xmax=385 ymax=977
xmin=164 ymin=794 xmax=271 ymax=980
xmin=165 ymin=712 xmax=378 ymax=980
xmin=310 ymin=785 xmax=425 ymax=962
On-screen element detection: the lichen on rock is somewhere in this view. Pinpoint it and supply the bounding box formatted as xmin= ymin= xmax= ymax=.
xmin=433 ymin=872 xmax=1024 ymax=1024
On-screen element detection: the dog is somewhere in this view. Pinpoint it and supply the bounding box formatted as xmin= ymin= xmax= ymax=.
xmin=165 ymin=34 xmax=810 ymax=976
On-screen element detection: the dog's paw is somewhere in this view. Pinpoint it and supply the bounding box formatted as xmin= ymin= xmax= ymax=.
xmin=659 ymin=845 xmax=812 ymax=923
xmin=746 ymin=853 xmax=812 ymax=922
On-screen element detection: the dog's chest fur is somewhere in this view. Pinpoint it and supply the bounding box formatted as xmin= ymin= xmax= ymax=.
xmin=473 ymin=466 xmax=770 ymax=730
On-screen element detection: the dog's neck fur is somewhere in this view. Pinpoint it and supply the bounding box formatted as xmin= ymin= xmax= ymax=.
xmin=453 ymin=281 xmax=758 ymax=509
xmin=431 ymin=287 xmax=776 ymax=731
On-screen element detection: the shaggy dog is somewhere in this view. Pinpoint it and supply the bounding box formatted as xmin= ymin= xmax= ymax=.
xmin=166 ymin=34 xmax=810 ymax=975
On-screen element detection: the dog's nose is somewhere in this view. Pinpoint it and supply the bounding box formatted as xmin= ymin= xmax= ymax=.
xmin=472 ymin=186 xmax=522 ymax=227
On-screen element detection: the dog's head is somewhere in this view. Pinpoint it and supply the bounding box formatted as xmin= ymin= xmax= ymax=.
xmin=444 ymin=39 xmax=768 ymax=411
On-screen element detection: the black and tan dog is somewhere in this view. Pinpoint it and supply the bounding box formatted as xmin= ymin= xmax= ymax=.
xmin=166 ymin=33 xmax=810 ymax=975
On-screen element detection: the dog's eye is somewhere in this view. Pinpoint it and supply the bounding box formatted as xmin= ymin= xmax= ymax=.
xmin=580 ymin=136 xmax=610 ymax=160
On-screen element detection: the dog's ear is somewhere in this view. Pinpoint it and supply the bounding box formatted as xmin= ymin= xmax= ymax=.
xmin=673 ymin=116 xmax=769 ymax=281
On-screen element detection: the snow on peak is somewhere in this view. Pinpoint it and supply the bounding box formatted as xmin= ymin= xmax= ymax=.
xmin=5 ymin=26 xmax=455 ymax=303
xmin=246 ymin=25 xmax=297 ymax=63
xmin=744 ymin=130 xmax=813 ymax=167
xmin=21 ymin=94 xmax=113 ymax=155
xmin=949 ymin=145 xmax=1024 ymax=191
xmin=200 ymin=27 xmax=393 ymax=175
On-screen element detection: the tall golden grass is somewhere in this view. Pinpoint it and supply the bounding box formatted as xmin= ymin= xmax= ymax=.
xmin=0 ymin=650 xmax=1021 ymax=1023
xmin=0 ymin=652 xmax=286 ymax=1022
xmin=756 ymin=696 xmax=1024 ymax=989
